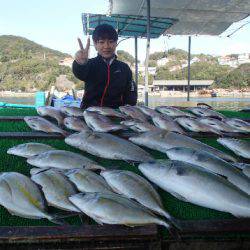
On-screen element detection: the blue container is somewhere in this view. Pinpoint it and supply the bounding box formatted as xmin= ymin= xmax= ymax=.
xmin=35 ymin=92 xmax=46 ymax=107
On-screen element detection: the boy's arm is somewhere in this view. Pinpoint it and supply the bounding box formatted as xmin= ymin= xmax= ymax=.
xmin=123 ymin=67 xmax=138 ymax=106
xmin=72 ymin=37 xmax=91 ymax=81
xmin=72 ymin=60 xmax=91 ymax=81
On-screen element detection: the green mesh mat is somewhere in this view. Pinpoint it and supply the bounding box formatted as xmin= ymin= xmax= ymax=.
xmin=0 ymin=108 xmax=249 ymax=239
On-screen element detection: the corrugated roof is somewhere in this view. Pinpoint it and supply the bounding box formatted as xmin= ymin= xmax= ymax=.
xmin=82 ymin=13 xmax=176 ymax=38
xmin=109 ymin=0 xmax=250 ymax=35
xmin=153 ymin=80 xmax=213 ymax=86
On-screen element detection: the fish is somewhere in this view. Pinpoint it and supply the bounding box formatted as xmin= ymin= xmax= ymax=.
xmin=188 ymin=107 xmax=225 ymax=119
xmin=243 ymin=168 xmax=250 ymax=178
xmin=83 ymin=111 xmax=125 ymax=132
xmin=129 ymin=131 xmax=236 ymax=162
xmin=63 ymin=117 xmax=90 ymax=132
xmin=119 ymin=105 xmax=148 ymax=122
xmin=24 ymin=116 xmax=69 ymax=136
xmin=65 ymin=131 xmax=154 ymax=162
xmin=175 ymin=117 xmax=222 ymax=134
xmin=69 ymin=192 xmax=170 ymax=228
xmin=198 ymin=117 xmax=242 ymax=133
xmin=100 ymin=170 xmax=177 ymax=223
xmin=31 ymin=169 xmax=80 ymax=212
xmin=233 ymin=164 xmax=250 ymax=178
xmin=136 ymin=105 xmax=159 ymax=118
xmin=166 ymin=147 xmax=250 ymax=195
xmin=60 ymin=106 xmax=84 ymax=117
xmin=223 ymin=118 xmax=250 ymax=133
xmin=121 ymin=119 xmax=160 ymax=133
xmin=86 ymin=106 xmax=126 ymax=118
xmin=7 ymin=143 xmax=54 ymax=158
xmin=217 ymin=138 xmax=250 ymax=159
xmin=155 ymin=106 xmax=195 ymax=118
xmin=27 ymin=150 xmax=104 ymax=170
xmin=66 ymin=169 xmax=114 ymax=194
xmin=152 ymin=114 xmax=185 ymax=134
xmin=36 ymin=106 xmax=65 ymax=126
xmin=139 ymin=160 xmax=250 ymax=217
xmin=0 ymin=172 xmax=62 ymax=223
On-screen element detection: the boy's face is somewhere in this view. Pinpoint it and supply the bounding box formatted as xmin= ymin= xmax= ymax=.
xmin=94 ymin=39 xmax=117 ymax=59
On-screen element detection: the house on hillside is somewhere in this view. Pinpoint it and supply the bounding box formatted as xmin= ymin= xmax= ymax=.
xmin=59 ymin=57 xmax=74 ymax=67
xmin=157 ymin=57 xmax=169 ymax=66
xmin=152 ymin=80 xmax=213 ymax=92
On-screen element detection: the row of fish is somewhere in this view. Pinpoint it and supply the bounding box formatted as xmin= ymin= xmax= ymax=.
xmin=31 ymin=105 xmax=250 ymax=135
xmin=3 ymin=142 xmax=180 ymax=228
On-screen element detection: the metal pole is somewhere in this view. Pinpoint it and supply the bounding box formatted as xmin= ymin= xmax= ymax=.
xmin=135 ymin=36 xmax=138 ymax=85
xmin=144 ymin=0 xmax=150 ymax=106
xmin=187 ymin=36 xmax=191 ymax=101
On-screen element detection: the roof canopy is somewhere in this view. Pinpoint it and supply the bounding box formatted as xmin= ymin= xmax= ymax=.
xmin=109 ymin=0 xmax=250 ymax=35
xmin=82 ymin=13 xmax=176 ymax=38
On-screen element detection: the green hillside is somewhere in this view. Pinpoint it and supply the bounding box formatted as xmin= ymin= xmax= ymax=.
xmin=0 ymin=35 xmax=81 ymax=91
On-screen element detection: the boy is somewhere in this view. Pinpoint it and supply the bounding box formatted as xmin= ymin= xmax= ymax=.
xmin=73 ymin=24 xmax=137 ymax=109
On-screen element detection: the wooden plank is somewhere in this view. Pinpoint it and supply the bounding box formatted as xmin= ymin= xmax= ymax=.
xmin=0 ymin=132 xmax=65 ymax=139
xmin=0 ymin=225 xmax=158 ymax=243
xmin=179 ymin=218 xmax=250 ymax=235
xmin=0 ymin=116 xmax=27 ymax=121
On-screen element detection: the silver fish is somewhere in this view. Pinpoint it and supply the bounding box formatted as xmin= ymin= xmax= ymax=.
xmin=7 ymin=143 xmax=54 ymax=158
xmin=36 ymin=106 xmax=65 ymax=126
xmin=65 ymin=131 xmax=154 ymax=162
xmin=175 ymin=117 xmax=222 ymax=134
xmin=66 ymin=169 xmax=113 ymax=194
xmin=232 ymin=163 xmax=250 ymax=178
xmin=86 ymin=106 xmax=126 ymax=118
xmin=198 ymin=117 xmax=241 ymax=133
xmin=152 ymin=114 xmax=185 ymax=134
xmin=31 ymin=169 xmax=80 ymax=212
xmin=139 ymin=160 xmax=250 ymax=217
xmin=0 ymin=172 xmax=60 ymax=223
xmin=100 ymin=170 xmax=175 ymax=221
xmin=69 ymin=192 xmax=170 ymax=228
xmin=60 ymin=106 xmax=84 ymax=117
xmin=121 ymin=120 xmax=160 ymax=133
xmin=188 ymin=107 xmax=225 ymax=119
xmin=129 ymin=131 xmax=236 ymax=162
xmin=24 ymin=116 xmax=69 ymax=136
xmin=155 ymin=106 xmax=195 ymax=118
xmin=223 ymin=118 xmax=250 ymax=133
xmin=64 ymin=117 xmax=90 ymax=132
xmin=27 ymin=150 xmax=104 ymax=170
xmin=119 ymin=105 xmax=148 ymax=122
xmin=217 ymin=138 xmax=250 ymax=159
xmin=137 ymin=105 xmax=159 ymax=118
xmin=83 ymin=111 xmax=125 ymax=132
xmin=166 ymin=147 xmax=250 ymax=195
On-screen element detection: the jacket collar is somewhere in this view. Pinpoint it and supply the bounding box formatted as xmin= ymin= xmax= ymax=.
xmin=97 ymin=54 xmax=117 ymax=65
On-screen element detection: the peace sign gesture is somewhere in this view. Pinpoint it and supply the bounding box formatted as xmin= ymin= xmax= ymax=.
xmin=75 ymin=37 xmax=90 ymax=65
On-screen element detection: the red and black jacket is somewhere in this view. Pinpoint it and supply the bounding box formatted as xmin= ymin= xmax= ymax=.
xmin=72 ymin=54 xmax=137 ymax=109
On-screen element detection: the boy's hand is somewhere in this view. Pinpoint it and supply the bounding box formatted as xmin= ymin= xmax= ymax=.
xmin=75 ymin=37 xmax=90 ymax=64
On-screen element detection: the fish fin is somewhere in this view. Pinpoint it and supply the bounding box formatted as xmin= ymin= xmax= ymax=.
xmin=170 ymin=192 xmax=188 ymax=202
xmin=7 ymin=209 xmax=42 ymax=220
xmin=50 ymin=217 xmax=69 ymax=225
xmin=170 ymin=218 xmax=183 ymax=231
xmin=93 ymin=218 xmax=104 ymax=225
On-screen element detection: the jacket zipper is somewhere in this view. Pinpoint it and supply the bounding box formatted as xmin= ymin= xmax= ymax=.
xmin=100 ymin=63 xmax=110 ymax=107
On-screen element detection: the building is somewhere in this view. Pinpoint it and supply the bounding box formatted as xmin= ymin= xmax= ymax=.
xmin=157 ymin=57 xmax=169 ymax=66
xmin=152 ymin=80 xmax=213 ymax=92
xmin=138 ymin=66 xmax=157 ymax=76
xmin=218 ymin=53 xmax=250 ymax=68
xmin=59 ymin=57 xmax=74 ymax=67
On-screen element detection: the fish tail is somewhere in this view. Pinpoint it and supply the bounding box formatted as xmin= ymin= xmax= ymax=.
xmin=48 ymin=211 xmax=79 ymax=225
xmin=161 ymin=211 xmax=183 ymax=230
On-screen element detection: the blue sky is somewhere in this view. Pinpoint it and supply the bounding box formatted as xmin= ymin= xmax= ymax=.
xmin=0 ymin=0 xmax=249 ymax=61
